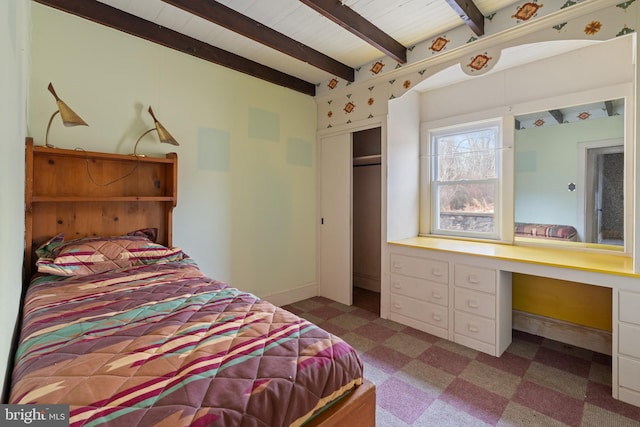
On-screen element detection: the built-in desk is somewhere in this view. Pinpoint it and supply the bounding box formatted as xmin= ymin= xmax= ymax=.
xmin=386 ymin=237 xmax=640 ymax=407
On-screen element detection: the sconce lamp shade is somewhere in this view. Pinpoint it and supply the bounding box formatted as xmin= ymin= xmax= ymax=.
xmin=132 ymin=106 xmax=179 ymax=156
xmin=148 ymin=106 xmax=179 ymax=146
xmin=45 ymin=83 xmax=88 ymax=147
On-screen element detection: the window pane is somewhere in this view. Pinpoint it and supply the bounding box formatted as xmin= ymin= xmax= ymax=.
xmin=437 ymin=183 xmax=494 ymax=233
xmin=435 ymin=128 xmax=497 ymax=181
xmin=427 ymin=120 xmax=501 ymax=239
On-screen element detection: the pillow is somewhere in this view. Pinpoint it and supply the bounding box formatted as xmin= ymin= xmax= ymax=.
xmin=36 ymin=234 xmax=184 ymax=276
xmin=35 ymin=233 xmax=65 ymax=260
xmin=127 ymin=227 xmax=158 ymax=242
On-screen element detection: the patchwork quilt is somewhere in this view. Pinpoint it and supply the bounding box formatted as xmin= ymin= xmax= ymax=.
xmin=10 ymin=259 xmax=363 ymax=426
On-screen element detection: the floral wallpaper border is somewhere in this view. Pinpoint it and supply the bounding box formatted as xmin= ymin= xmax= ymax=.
xmin=316 ymin=0 xmax=637 ymax=129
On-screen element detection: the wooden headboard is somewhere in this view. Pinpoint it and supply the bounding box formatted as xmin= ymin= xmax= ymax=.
xmin=24 ymin=138 xmax=178 ymax=280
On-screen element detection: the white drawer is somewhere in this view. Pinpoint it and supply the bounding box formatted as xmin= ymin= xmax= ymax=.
xmin=455 ymin=311 xmax=496 ymax=345
xmin=619 ymin=323 xmax=640 ymax=358
xmin=620 ymin=291 xmax=640 ymax=325
xmin=454 ymin=264 xmax=496 ymax=294
xmin=619 ymin=356 xmax=640 ymax=392
xmin=390 ymin=254 xmax=448 ymax=284
xmin=390 ymin=274 xmax=448 ymax=306
xmin=390 ymin=294 xmax=448 ymax=329
xmin=454 ymin=288 xmax=496 ymax=319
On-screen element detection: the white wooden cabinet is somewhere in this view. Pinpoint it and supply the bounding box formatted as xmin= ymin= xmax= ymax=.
xmin=617 ymin=290 xmax=640 ymax=405
xmin=389 ymin=253 xmax=449 ymax=338
xmin=453 ymin=264 xmax=512 ymax=356
xmin=388 ymin=246 xmax=512 ymax=356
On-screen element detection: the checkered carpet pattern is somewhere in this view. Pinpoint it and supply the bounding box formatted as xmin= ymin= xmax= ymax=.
xmin=282 ymin=296 xmax=640 ymax=426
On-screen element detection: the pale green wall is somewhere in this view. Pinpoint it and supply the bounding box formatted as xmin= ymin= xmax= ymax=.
xmin=514 ymin=115 xmax=624 ymax=227
xmin=29 ymin=4 xmax=317 ymax=298
xmin=0 ymin=0 xmax=28 ymax=399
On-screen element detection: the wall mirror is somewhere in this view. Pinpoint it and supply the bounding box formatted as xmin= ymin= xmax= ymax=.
xmin=513 ymin=98 xmax=627 ymax=252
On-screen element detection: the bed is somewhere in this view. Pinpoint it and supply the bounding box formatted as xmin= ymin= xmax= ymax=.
xmin=514 ymin=222 xmax=578 ymax=241
xmin=10 ymin=138 xmax=375 ymax=427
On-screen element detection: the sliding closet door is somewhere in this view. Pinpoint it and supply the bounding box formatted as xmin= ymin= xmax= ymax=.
xmin=318 ymin=132 xmax=352 ymax=305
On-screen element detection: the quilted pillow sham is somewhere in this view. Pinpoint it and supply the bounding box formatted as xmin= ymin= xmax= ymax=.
xmin=36 ymin=234 xmax=184 ymax=276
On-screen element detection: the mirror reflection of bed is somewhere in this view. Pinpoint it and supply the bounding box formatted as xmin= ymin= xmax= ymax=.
xmin=514 ymin=98 xmax=625 ymax=250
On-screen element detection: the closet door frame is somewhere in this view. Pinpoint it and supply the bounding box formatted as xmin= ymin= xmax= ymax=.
xmin=317 ymin=117 xmax=387 ymax=312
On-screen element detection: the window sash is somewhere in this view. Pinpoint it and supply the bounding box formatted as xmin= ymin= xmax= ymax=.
xmin=428 ymin=121 xmax=501 ymax=240
xmin=431 ymin=180 xmax=499 ymax=238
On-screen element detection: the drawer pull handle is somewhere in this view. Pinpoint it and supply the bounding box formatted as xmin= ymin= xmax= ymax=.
xmin=468 ymin=324 xmax=479 ymax=333
xmin=432 ymin=292 xmax=441 ymax=299
xmin=468 ymin=274 xmax=480 ymax=284
xmin=394 ymin=302 xmax=402 ymax=309
xmin=431 ymin=269 xmax=442 ymax=277
xmin=467 ymin=300 xmax=479 ymax=309
xmin=393 ymin=281 xmax=402 ymax=289
xmin=393 ymin=262 xmax=402 ymax=270
xmin=432 ymin=314 xmax=441 ymax=321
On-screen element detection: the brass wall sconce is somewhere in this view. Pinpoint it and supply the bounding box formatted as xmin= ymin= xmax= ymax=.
xmin=132 ymin=106 xmax=179 ymax=156
xmin=45 ymin=82 xmax=88 ymax=147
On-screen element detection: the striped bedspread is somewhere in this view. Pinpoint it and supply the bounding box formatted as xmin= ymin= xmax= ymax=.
xmin=10 ymin=259 xmax=363 ymax=426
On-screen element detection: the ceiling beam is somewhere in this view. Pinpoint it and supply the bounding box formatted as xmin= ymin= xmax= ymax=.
xmin=549 ymin=109 xmax=564 ymax=124
xmin=444 ymin=0 xmax=484 ymax=36
xmin=605 ymin=100 xmax=614 ymax=116
xmin=299 ymin=0 xmax=407 ymax=64
xmin=163 ymin=0 xmax=354 ymax=82
xmin=34 ymin=0 xmax=316 ymax=96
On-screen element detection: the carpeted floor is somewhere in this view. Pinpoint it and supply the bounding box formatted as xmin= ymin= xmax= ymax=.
xmin=282 ymin=296 xmax=640 ymax=426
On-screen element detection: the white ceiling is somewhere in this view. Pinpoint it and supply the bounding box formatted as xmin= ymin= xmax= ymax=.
xmin=96 ymin=0 xmax=520 ymax=85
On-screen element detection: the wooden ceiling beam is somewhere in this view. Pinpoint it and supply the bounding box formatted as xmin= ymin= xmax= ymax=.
xmin=444 ymin=0 xmax=485 ymax=36
xmin=605 ymin=100 xmax=614 ymax=116
xmin=34 ymin=0 xmax=316 ymax=96
xmin=299 ymin=0 xmax=407 ymax=64
xmin=549 ymin=109 xmax=564 ymax=124
xmin=163 ymin=0 xmax=354 ymax=82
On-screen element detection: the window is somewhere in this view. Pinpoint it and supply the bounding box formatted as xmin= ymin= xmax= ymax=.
xmin=429 ymin=120 xmax=501 ymax=239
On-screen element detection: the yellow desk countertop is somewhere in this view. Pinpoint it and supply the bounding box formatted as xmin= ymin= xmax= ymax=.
xmin=389 ymin=236 xmax=639 ymax=279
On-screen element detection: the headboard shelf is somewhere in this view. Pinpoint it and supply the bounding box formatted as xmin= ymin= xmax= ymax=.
xmin=31 ymin=196 xmax=176 ymax=203
xmin=28 ymin=142 xmax=177 ymax=163
xmin=24 ymin=138 xmax=178 ymax=280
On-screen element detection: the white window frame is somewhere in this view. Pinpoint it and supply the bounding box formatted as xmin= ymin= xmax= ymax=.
xmin=420 ymin=116 xmax=513 ymax=242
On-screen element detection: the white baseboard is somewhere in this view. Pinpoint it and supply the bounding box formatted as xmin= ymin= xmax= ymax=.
xmin=512 ymin=310 xmax=612 ymax=355
xmin=260 ymin=282 xmax=318 ymax=307
xmin=353 ymin=273 xmax=381 ymax=293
